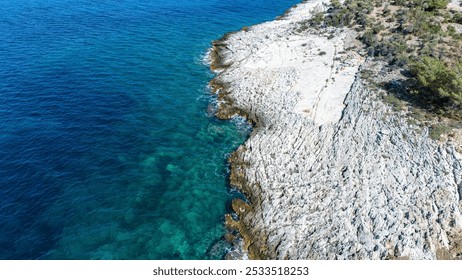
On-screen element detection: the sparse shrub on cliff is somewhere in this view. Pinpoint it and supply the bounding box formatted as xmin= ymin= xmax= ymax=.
xmin=309 ymin=11 xmax=325 ymax=28
xmin=320 ymin=0 xmax=462 ymax=117
xmin=429 ymin=123 xmax=451 ymax=140
xmin=417 ymin=0 xmax=450 ymax=11
xmin=325 ymin=0 xmax=381 ymax=28
xmin=451 ymin=13 xmax=462 ymax=24
xmin=371 ymin=22 xmax=385 ymax=34
xmin=408 ymin=8 xmax=443 ymax=35
xmin=447 ymin=25 xmax=456 ymax=36
xmin=397 ymin=0 xmax=450 ymax=11
xmin=330 ymin=0 xmax=342 ymax=10
xmin=410 ymin=56 xmax=462 ymax=108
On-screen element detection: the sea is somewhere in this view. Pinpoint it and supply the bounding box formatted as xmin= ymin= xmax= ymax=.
xmin=0 ymin=0 xmax=300 ymax=259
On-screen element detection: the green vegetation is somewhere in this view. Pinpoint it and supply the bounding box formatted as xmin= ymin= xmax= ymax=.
xmin=429 ymin=123 xmax=451 ymax=140
xmin=452 ymin=13 xmax=462 ymax=24
xmin=410 ymin=57 xmax=462 ymax=107
xmin=422 ymin=0 xmax=451 ymax=11
xmin=384 ymin=93 xmax=405 ymax=110
xmin=309 ymin=0 xmax=462 ymax=118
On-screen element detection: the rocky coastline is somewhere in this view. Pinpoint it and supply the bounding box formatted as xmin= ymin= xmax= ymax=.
xmin=210 ymin=0 xmax=462 ymax=259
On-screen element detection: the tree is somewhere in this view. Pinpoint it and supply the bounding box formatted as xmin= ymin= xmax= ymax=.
xmin=330 ymin=0 xmax=342 ymax=10
xmin=426 ymin=0 xmax=450 ymax=10
xmin=413 ymin=0 xmax=450 ymax=11
xmin=411 ymin=56 xmax=462 ymax=106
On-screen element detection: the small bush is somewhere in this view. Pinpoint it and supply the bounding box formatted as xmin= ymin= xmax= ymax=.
xmin=447 ymin=25 xmax=456 ymax=36
xmin=309 ymin=12 xmax=325 ymax=28
xmin=429 ymin=123 xmax=451 ymax=140
xmin=331 ymin=0 xmax=342 ymax=10
xmin=384 ymin=94 xmax=405 ymax=110
xmin=410 ymin=56 xmax=462 ymax=107
xmin=425 ymin=0 xmax=450 ymax=11
xmin=452 ymin=13 xmax=462 ymax=24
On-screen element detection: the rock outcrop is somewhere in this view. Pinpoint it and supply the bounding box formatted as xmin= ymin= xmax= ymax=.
xmin=210 ymin=0 xmax=462 ymax=259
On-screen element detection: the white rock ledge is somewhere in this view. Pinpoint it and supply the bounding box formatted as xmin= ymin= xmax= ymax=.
xmin=211 ymin=0 xmax=462 ymax=259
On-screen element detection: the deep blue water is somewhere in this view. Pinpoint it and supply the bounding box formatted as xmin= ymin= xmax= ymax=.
xmin=0 ymin=0 xmax=300 ymax=259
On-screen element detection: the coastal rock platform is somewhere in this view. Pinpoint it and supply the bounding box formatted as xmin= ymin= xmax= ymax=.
xmin=210 ymin=0 xmax=462 ymax=259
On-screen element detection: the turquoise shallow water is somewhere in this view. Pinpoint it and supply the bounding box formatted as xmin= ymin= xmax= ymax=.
xmin=0 ymin=0 xmax=300 ymax=259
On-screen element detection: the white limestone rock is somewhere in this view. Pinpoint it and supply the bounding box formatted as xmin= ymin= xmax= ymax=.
xmin=211 ymin=0 xmax=462 ymax=259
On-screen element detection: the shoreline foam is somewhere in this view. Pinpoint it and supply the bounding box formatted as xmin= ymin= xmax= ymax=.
xmin=210 ymin=0 xmax=462 ymax=259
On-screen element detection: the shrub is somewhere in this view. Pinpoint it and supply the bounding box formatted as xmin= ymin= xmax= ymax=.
xmin=408 ymin=0 xmax=450 ymax=11
xmin=330 ymin=0 xmax=342 ymax=10
xmin=409 ymin=9 xmax=443 ymax=35
xmin=410 ymin=56 xmax=462 ymax=106
xmin=429 ymin=123 xmax=451 ymax=140
xmin=310 ymin=11 xmax=325 ymax=27
xmin=447 ymin=25 xmax=456 ymax=36
xmin=425 ymin=0 xmax=450 ymax=11
xmin=452 ymin=13 xmax=462 ymax=24
xmin=384 ymin=94 xmax=405 ymax=110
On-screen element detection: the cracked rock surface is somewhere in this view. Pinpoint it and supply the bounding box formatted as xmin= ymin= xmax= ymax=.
xmin=210 ymin=0 xmax=462 ymax=259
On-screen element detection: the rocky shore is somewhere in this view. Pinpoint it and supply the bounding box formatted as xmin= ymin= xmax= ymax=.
xmin=210 ymin=0 xmax=462 ymax=259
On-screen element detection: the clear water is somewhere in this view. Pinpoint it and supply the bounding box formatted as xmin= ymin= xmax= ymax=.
xmin=0 ymin=0 xmax=300 ymax=259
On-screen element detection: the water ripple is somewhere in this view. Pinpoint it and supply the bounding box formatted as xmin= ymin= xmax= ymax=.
xmin=0 ymin=0 xmax=300 ymax=259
